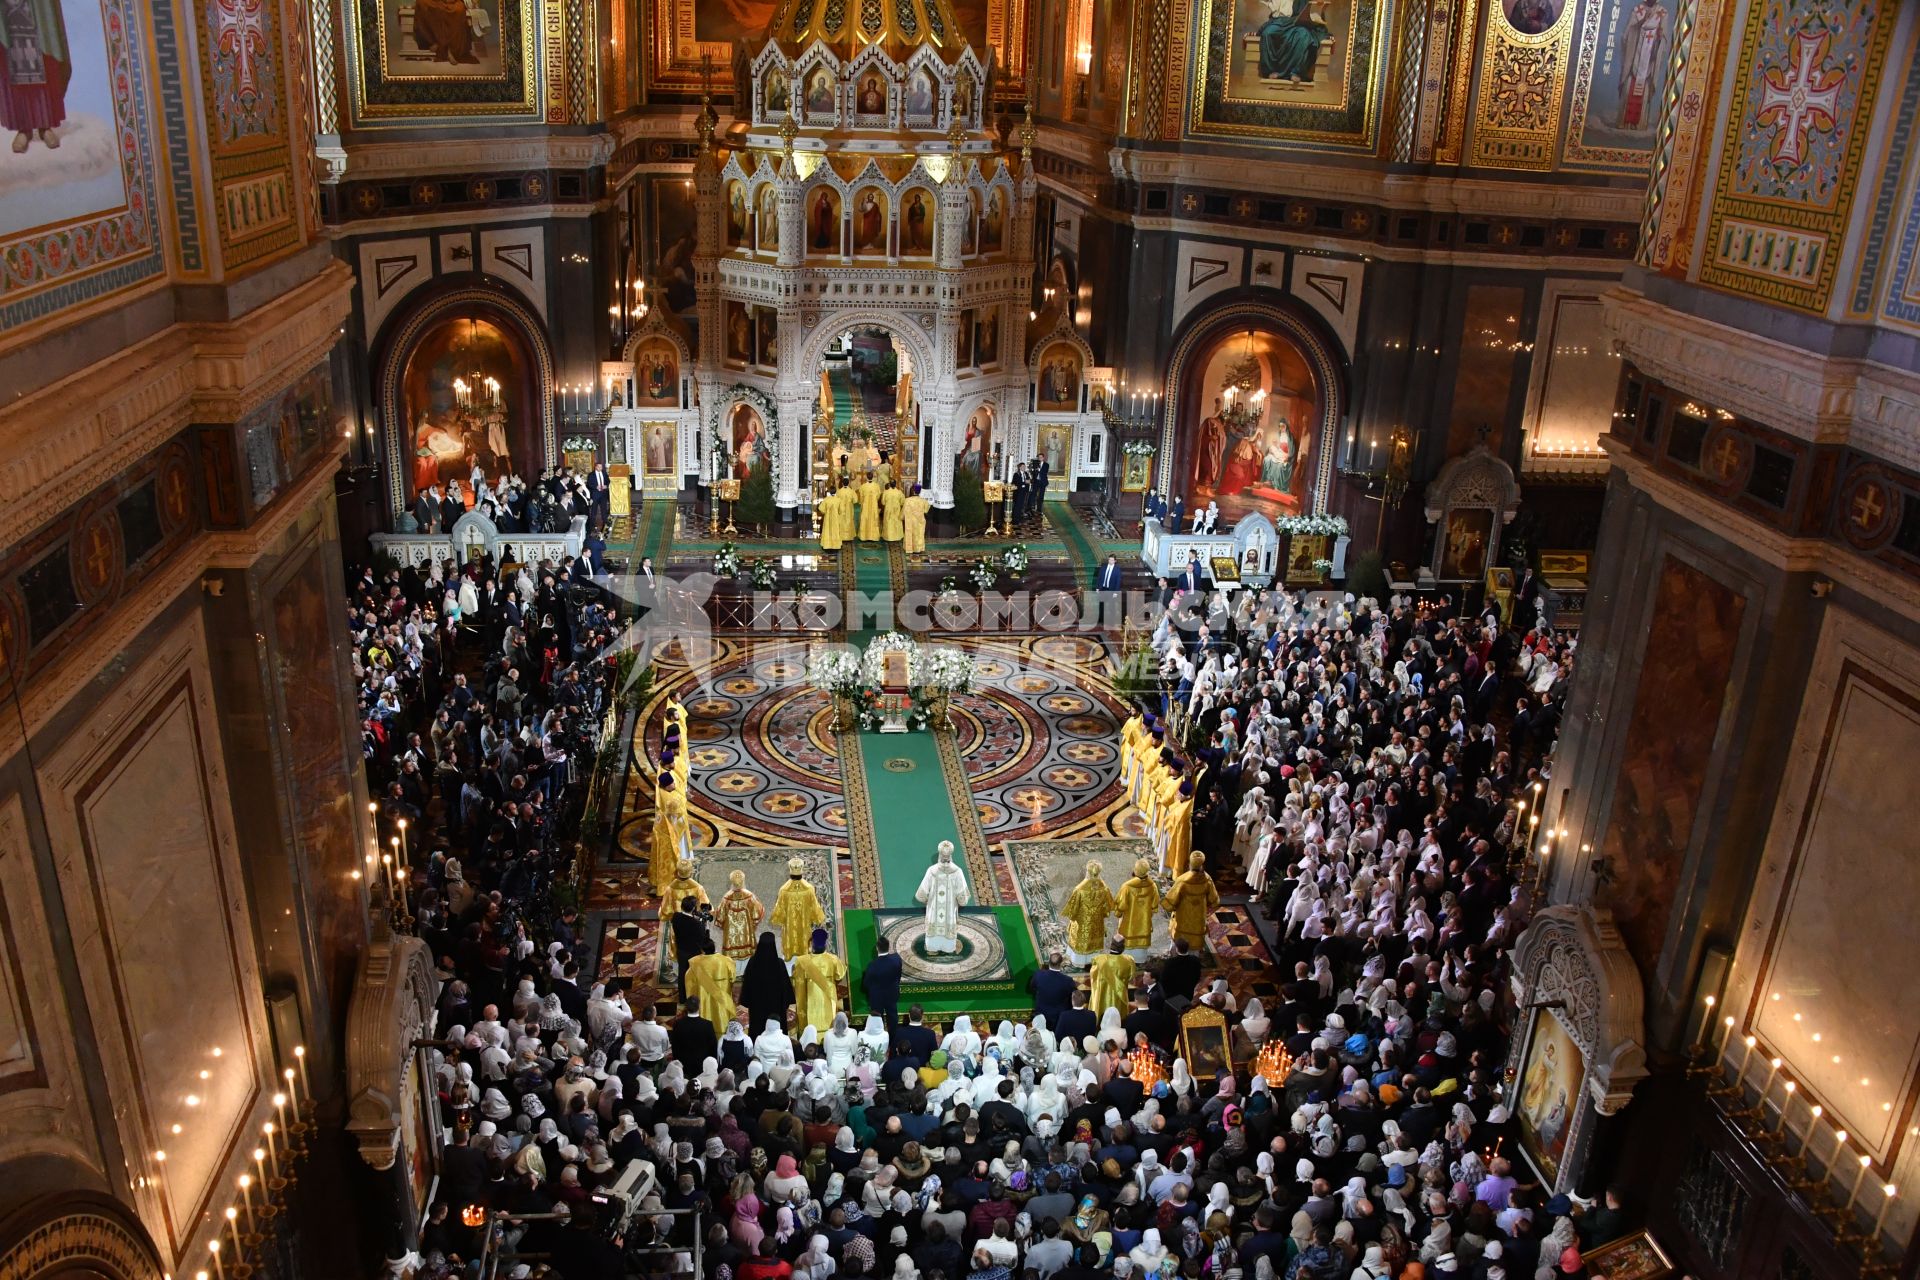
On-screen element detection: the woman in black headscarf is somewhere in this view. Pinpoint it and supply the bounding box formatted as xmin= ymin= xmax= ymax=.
xmin=739 ymin=931 xmax=796 ymax=1035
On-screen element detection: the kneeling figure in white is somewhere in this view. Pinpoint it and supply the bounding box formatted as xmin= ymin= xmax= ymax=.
xmin=915 ymin=840 xmax=972 ymax=953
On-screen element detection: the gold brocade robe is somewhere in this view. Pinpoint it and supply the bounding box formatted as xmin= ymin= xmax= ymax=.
xmin=685 ymin=952 xmax=739 ymax=1034
xmin=651 ymin=787 xmax=691 ymax=897
xmin=1063 ymin=875 xmax=1116 ymax=953
xmin=902 ymin=495 xmax=930 ymax=554
xmin=1162 ymin=795 xmax=1195 ymax=877
xmin=857 ymin=480 xmax=882 ymax=540
xmin=1161 ymin=867 xmax=1219 ymax=949
xmin=820 ymin=493 xmax=844 ymax=551
xmin=882 ymin=487 xmax=905 ymax=542
xmin=790 ymin=950 xmax=847 ymax=1034
xmin=834 ymin=488 xmax=856 ymax=545
xmin=1088 ymin=951 xmax=1136 ymax=1019
xmin=668 ymin=872 xmax=711 ymax=915
xmin=717 ymin=889 xmax=764 ymax=959
xmin=1114 ymin=874 xmax=1158 ymax=947
xmin=769 ymin=877 xmax=826 ymax=957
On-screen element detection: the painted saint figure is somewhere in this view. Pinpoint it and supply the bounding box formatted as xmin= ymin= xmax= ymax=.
xmin=915 ymin=840 xmax=971 ymax=954
xmin=0 ymin=0 xmax=69 ymax=151
xmin=1615 ymin=1 xmax=1669 ymax=130
xmin=1253 ymin=0 xmax=1329 ymax=86
xmin=412 ymin=0 xmax=480 ymax=64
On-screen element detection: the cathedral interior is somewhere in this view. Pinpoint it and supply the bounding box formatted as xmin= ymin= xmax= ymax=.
xmin=1 ymin=0 xmax=1919 ymax=1276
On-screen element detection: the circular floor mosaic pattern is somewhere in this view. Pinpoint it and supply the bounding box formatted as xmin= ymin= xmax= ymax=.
xmin=880 ymin=914 xmax=1011 ymax=984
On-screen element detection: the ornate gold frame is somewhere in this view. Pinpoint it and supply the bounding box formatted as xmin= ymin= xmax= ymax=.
xmin=1179 ymin=1004 xmax=1235 ymax=1073
xmin=352 ymin=0 xmax=542 ymax=121
xmin=1467 ymin=0 xmax=1576 ymax=171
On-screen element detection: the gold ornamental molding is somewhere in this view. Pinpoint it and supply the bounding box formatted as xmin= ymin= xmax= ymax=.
xmin=0 ymin=265 xmax=352 ymax=552
xmin=1604 ymin=287 xmax=1920 ymax=465
xmin=340 ymin=132 xmax=617 ymax=180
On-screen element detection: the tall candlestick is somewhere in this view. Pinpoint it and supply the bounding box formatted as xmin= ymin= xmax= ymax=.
xmin=263 ymin=1120 xmax=278 ymax=1168
xmin=1831 ymin=1128 xmax=1850 ymax=1174
xmin=208 ymin=1238 xmax=224 ymax=1280
xmin=1761 ymin=1056 xmax=1782 ymax=1102
xmin=283 ymin=1068 xmax=299 ymax=1115
xmin=293 ymin=1045 xmax=309 ymax=1101
xmin=1854 ymin=1153 xmax=1874 ymax=1207
xmin=1718 ymin=1016 xmax=1736 ymax=1063
xmin=1802 ymin=1105 xmax=1822 ymax=1154
xmin=272 ymin=1089 xmax=288 ymax=1133
xmin=224 ymin=1207 xmax=240 ymax=1255
xmin=1875 ymin=1184 xmax=1898 ymax=1239
xmin=1777 ymin=1080 xmax=1797 ymax=1133
xmin=237 ymin=1175 xmax=254 ymax=1229
xmin=1737 ymin=1034 xmax=1756 ymax=1080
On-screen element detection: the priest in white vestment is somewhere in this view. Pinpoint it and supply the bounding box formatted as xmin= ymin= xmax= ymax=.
xmin=916 ymin=840 xmax=971 ymax=953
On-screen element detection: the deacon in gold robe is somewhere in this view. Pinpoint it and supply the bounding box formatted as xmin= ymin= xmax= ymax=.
xmin=769 ymin=856 xmax=827 ymax=959
xmin=651 ymin=772 xmax=692 ymax=898
xmin=1114 ymin=859 xmax=1158 ymax=960
xmin=1063 ymin=859 xmax=1116 ymax=967
xmin=1088 ymin=939 xmax=1136 ymax=1021
xmin=881 ymin=484 xmax=905 ymax=542
xmin=685 ymin=947 xmax=739 ymax=1034
xmin=790 ymin=927 xmax=846 ymax=1033
xmin=1161 ymin=779 xmax=1196 ymax=877
xmin=902 ymin=485 xmax=931 ymax=555
xmin=835 ymin=484 xmax=858 ymax=545
xmin=1160 ymin=854 xmax=1220 ymax=950
xmin=717 ymin=869 xmax=765 ymax=968
xmin=819 ymin=489 xmax=843 ymax=552
xmin=1149 ymin=757 xmax=1183 ymax=867
xmin=857 ymin=476 xmax=883 ymax=541
xmin=1119 ymin=710 xmax=1145 ymax=795
xmin=667 ymin=857 xmax=710 ymax=915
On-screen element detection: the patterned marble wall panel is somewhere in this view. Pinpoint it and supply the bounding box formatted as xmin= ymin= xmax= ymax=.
xmin=1170 ymin=240 xmax=1245 ymax=330
xmin=1697 ymin=0 xmax=1897 ymax=313
xmin=37 ymin=612 xmax=269 ymax=1273
xmin=0 ymin=796 xmax=99 ymax=1177
xmin=357 ymin=236 xmax=434 ymax=337
xmin=1729 ymin=610 xmax=1920 ymax=1241
xmin=1593 ymin=553 xmax=1746 ymax=977
xmin=477 ymin=225 xmax=550 ymax=321
xmin=0 ymin=0 xmax=167 ymax=333
xmin=1285 ymin=253 xmax=1363 ymax=360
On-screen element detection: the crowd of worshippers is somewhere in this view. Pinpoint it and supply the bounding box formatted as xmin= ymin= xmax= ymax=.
xmin=352 ymin=548 xmax=621 ymax=922
xmin=412 ymin=464 xmax=615 ymax=537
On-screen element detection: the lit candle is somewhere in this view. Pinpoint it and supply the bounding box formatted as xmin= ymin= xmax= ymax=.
xmin=1875 ymin=1184 xmax=1898 ymax=1239
xmin=1831 ymin=1128 xmax=1850 ymax=1174
xmin=382 ymin=853 xmax=396 ymax=908
xmin=263 ymin=1120 xmax=278 ymax=1169
xmin=1777 ymin=1080 xmax=1796 ymax=1133
xmin=1761 ymin=1056 xmax=1782 ymax=1102
xmin=224 ymin=1206 xmax=240 ymax=1252
xmin=208 ymin=1238 xmax=224 ymax=1280
xmin=1854 ymin=1153 xmax=1874 ymax=1206
xmin=283 ymin=1068 xmax=299 ymax=1115
xmin=396 ymin=818 xmax=409 ymax=867
xmin=237 ymin=1174 xmax=254 ymax=1228
xmin=293 ymin=1046 xmax=309 ymax=1101
xmin=1737 ymin=1034 xmax=1757 ymax=1080
xmin=1719 ymin=1015 xmax=1736 ymax=1063
xmin=1699 ymin=995 xmax=1717 ymax=1052
xmin=272 ymin=1089 xmax=288 ymax=1130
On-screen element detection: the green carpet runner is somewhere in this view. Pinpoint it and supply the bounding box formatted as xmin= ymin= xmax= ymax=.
xmin=1046 ymin=500 xmax=1101 ymax=582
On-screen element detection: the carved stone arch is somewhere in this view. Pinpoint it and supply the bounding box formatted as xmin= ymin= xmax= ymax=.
xmin=1024 ymin=310 xmax=1093 ymax=375
xmin=621 ymin=315 xmax=692 ymax=371
xmin=794 ymin=309 xmax=938 ymax=384
xmin=0 ymin=1192 xmax=166 ymax=1280
xmin=1157 ymin=296 xmax=1348 ymax=512
xmin=1423 ymin=443 xmax=1521 ymax=521
xmin=375 ymin=281 xmax=557 ymax=515
xmin=720 ymin=151 xmax=751 ymax=184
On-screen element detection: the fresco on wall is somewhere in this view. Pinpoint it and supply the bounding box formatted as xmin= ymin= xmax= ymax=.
xmin=353 ymin=0 xmax=536 ymax=119
xmin=379 ymin=0 xmax=507 ymax=77
xmin=1189 ymin=0 xmax=1389 ymax=150
xmin=401 ymin=315 xmax=538 ymax=500
xmin=1563 ymin=0 xmax=1673 ymax=173
xmin=1179 ymin=326 xmax=1317 ymax=520
xmin=695 ymin=0 xmax=774 ymax=43
xmin=650 ymin=175 xmax=700 ymax=339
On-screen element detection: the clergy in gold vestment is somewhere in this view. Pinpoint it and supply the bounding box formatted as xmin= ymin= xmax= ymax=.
xmin=790 ymin=928 xmax=846 ymax=1032
xmin=1161 ymin=854 xmax=1220 ymax=950
xmin=1063 ymin=860 xmax=1115 ymax=966
xmin=717 ymin=870 xmax=764 ymax=964
xmin=1088 ymin=940 xmax=1135 ymax=1020
xmin=882 ymin=485 xmax=905 ymax=542
xmin=651 ymin=773 xmax=692 ymax=898
xmin=902 ymin=486 xmax=930 ymax=554
xmin=1114 ymin=859 xmax=1158 ymax=958
xmin=819 ymin=489 xmax=843 ymax=551
xmin=835 ymin=485 xmax=857 ymax=545
xmin=769 ymin=857 xmax=827 ymax=958
xmin=667 ymin=858 xmax=710 ymax=915
xmin=1162 ymin=780 xmax=1196 ymax=877
xmin=685 ymin=949 xmax=739 ymax=1034
xmin=857 ymin=477 xmax=883 ymax=540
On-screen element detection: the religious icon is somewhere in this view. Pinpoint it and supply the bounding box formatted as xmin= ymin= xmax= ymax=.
xmin=962 ymin=191 xmax=980 ymax=255
xmin=1505 ymin=0 xmax=1559 ymax=33
xmin=1036 ymin=343 xmax=1080 ymax=410
xmin=383 ymin=0 xmax=505 ymax=73
xmin=765 ymin=69 xmax=791 ymax=115
xmin=726 ymin=300 xmax=753 ymax=364
xmin=730 ymin=403 xmax=769 ymax=480
xmin=1439 ymin=507 xmax=1494 ymax=580
xmin=980 ymin=188 xmax=1006 ymax=252
xmin=807 ymin=187 xmax=841 ymax=254
xmin=956 ymin=408 xmax=992 ymax=476
xmin=401 ymin=315 xmax=527 ymax=501
xmin=955 ymin=311 xmax=974 ymax=368
xmin=805 ymin=67 xmax=835 ymax=114
xmin=954 ymin=72 xmax=975 ymax=120
xmin=901 ymin=188 xmax=934 ymax=254
xmin=852 ymin=188 xmax=887 ymax=254
xmin=756 ymin=307 xmax=779 ymax=367
xmin=757 ymin=184 xmax=780 ymax=252
xmin=1517 ymin=1009 xmax=1581 ymax=1185
xmin=906 ymin=69 xmax=936 ymax=118
xmin=858 ymin=72 xmax=886 ymax=114
xmin=645 ymin=422 xmax=677 ymax=475
xmin=1613 ymin=1 xmax=1670 ymax=131
xmin=973 ymin=308 xmax=998 ymax=366
xmin=633 ymin=338 xmax=679 ymax=407
xmin=1121 ymin=451 xmax=1151 ymax=493
xmin=1039 ymin=424 xmax=1070 ymax=478
xmin=1247 ymin=0 xmax=1334 ymax=88
xmin=726 ymin=181 xmax=749 ymax=247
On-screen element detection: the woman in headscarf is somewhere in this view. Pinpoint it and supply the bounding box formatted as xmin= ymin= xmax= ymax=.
xmin=822 ymin=1012 xmax=859 ymax=1077
xmin=859 ymin=1015 xmax=890 ymax=1063
xmin=1129 ymin=1227 xmax=1170 ymax=1275
xmin=720 ymin=1015 xmax=754 ymax=1075
xmin=740 ymin=932 xmax=795 ymax=1034
xmin=941 ymin=1015 xmax=981 ymax=1059
xmin=729 ymin=1179 xmax=766 ymax=1250
xmin=766 ymin=1152 xmax=809 ymax=1203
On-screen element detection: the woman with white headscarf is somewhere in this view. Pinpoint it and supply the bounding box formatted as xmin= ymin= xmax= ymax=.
xmin=941 ymin=1015 xmax=981 ymax=1059
xmin=823 ymin=1013 xmax=859 ymax=1076
xmin=993 ymin=1020 xmax=1022 ymax=1061
xmin=970 ymin=1056 xmax=1003 ymax=1108
xmin=1129 ymin=1228 xmax=1171 ymax=1275
xmin=860 ymin=1015 xmax=890 ymax=1063
xmin=1025 ymin=1071 xmax=1064 ymax=1125
xmin=1023 ymin=1015 xmax=1056 ymax=1066
xmin=1240 ymin=997 xmax=1270 ymax=1045
xmin=755 ymin=1019 xmax=796 ymax=1075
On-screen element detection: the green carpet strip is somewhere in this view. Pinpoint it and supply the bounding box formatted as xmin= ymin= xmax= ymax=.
xmin=1046 ymin=500 xmax=1101 ymax=582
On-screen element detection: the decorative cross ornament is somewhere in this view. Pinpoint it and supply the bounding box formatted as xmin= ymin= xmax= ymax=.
xmin=211 ymin=0 xmax=269 ymax=98
xmin=1755 ymin=30 xmax=1844 ymax=168
xmin=1851 ymin=483 xmax=1884 ymax=529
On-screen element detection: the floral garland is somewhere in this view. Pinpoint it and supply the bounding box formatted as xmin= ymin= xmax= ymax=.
xmin=713 ymin=541 xmax=742 ymax=576
xmin=859 ymin=631 xmax=923 ymax=687
xmin=1275 ymin=513 xmax=1350 ymax=538
xmin=921 ymin=647 xmax=977 ymax=693
xmin=938 ymin=573 xmax=960 ymax=599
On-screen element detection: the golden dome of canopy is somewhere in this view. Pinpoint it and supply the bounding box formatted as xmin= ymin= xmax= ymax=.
xmin=765 ymin=0 xmax=974 ymax=62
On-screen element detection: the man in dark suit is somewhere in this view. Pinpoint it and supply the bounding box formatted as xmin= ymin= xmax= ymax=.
xmin=891 ymin=1004 xmax=937 ymax=1065
xmin=1052 ymin=989 xmax=1097 ymax=1049
xmin=414 ymin=485 xmax=442 ymax=532
xmin=588 ymin=462 xmax=611 ymax=530
xmin=670 ymin=999 xmax=719 ymax=1067
xmin=1157 ymin=938 xmax=1202 ymax=1007
xmin=1028 ymin=952 xmax=1076 ymax=1031
xmin=1011 ymin=464 xmax=1031 ymax=524
xmin=1091 ymin=555 xmax=1125 ymax=630
xmin=552 ymin=961 xmax=588 ymax=1024
xmin=1175 ymin=558 xmax=1202 ymax=600
xmin=861 ymin=936 xmax=904 ymax=1029
xmin=670 ymin=897 xmax=709 ymax=998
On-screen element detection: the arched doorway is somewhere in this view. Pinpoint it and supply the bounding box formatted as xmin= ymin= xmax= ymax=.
xmin=1162 ymin=303 xmax=1345 ymax=519
xmin=377 ymin=288 xmax=555 ymax=518
xmin=814 ymin=323 xmax=922 ymax=490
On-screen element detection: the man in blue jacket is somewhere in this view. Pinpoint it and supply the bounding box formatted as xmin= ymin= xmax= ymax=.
xmin=861 ymin=935 xmax=903 ymax=1029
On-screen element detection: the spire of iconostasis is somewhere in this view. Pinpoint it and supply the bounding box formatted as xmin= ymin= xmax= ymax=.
xmin=764 ymin=0 xmax=975 ymax=66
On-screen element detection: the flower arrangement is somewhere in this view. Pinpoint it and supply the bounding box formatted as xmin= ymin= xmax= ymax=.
xmin=1121 ymin=439 xmax=1157 ymax=458
xmin=713 ymin=542 xmax=742 ymax=577
xmin=748 ymin=558 xmax=778 ymax=590
xmin=806 ymin=648 xmax=862 ymax=698
xmin=1000 ymin=544 xmax=1030 ymax=578
xmin=1312 ymin=558 xmax=1333 ymax=578
xmin=859 ymin=632 xmax=922 ymax=687
xmin=1275 ymin=514 xmax=1350 ymax=538
xmin=921 ymin=647 xmax=977 ymax=694
xmin=938 ymin=574 xmax=960 ymax=599
xmin=969 ymin=558 xmax=999 ymax=592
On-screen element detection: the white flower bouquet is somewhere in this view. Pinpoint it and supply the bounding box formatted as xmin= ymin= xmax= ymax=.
xmin=921 ymin=647 xmax=977 ymax=694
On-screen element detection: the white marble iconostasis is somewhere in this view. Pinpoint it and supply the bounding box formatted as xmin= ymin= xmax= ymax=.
xmin=1720 ymin=607 xmax=1920 ymax=1251
xmin=34 ymin=611 xmax=276 ymax=1278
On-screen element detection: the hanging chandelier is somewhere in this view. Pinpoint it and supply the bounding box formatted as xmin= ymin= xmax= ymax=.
xmin=450 ymin=318 xmax=500 ymax=409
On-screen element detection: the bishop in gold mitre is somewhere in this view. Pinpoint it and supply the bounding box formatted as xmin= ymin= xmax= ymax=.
xmin=1160 ymin=853 xmax=1219 ymax=951
xmin=1114 ymin=858 xmax=1158 ymax=959
xmin=1087 ymin=937 xmax=1135 ymax=1021
xmin=1062 ymin=859 xmax=1115 ymax=967
xmin=716 ymin=869 xmax=765 ymax=969
xmin=769 ymin=856 xmax=827 ymax=960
